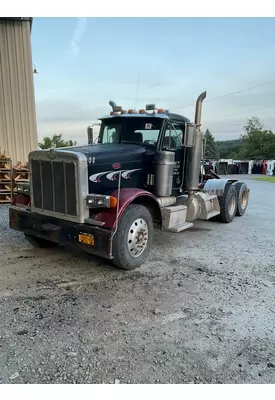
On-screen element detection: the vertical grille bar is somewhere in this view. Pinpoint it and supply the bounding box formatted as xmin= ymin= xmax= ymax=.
xmin=65 ymin=163 xmax=77 ymax=216
xmin=53 ymin=162 xmax=65 ymax=214
xmin=63 ymin=162 xmax=68 ymax=214
xmin=51 ymin=162 xmax=55 ymax=212
xmin=41 ymin=161 xmax=54 ymax=211
xmin=39 ymin=161 xmax=44 ymax=209
xmin=31 ymin=160 xmax=42 ymax=208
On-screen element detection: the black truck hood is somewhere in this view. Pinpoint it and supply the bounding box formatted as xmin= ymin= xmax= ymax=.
xmin=59 ymin=143 xmax=148 ymax=164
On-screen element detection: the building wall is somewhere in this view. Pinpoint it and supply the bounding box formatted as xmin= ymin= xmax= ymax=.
xmin=0 ymin=18 xmax=38 ymax=165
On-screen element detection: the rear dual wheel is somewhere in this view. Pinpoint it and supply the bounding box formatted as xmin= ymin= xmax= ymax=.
xmin=234 ymin=182 xmax=249 ymax=216
xmin=217 ymin=181 xmax=249 ymax=223
xmin=217 ymin=183 xmax=238 ymax=223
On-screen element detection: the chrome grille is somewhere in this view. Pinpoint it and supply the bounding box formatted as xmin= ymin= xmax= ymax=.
xmin=31 ymin=159 xmax=77 ymax=216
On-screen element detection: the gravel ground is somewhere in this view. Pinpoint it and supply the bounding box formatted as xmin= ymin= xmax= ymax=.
xmin=0 ymin=175 xmax=275 ymax=384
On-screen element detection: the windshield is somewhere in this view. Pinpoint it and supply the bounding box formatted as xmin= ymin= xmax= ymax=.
xmin=98 ymin=117 xmax=163 ymax=146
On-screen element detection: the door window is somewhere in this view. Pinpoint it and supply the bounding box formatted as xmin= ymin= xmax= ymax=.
xmin=162 ymin=123 xmax=184 ymax=149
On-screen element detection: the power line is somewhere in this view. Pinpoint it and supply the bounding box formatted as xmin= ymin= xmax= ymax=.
xmin=204 ymin=116 xmax=275 ymax=132
xmin=170 ymin=79 xmax=275 ymax=111
xmin=210 ymin=104 xmax=275 ymax=121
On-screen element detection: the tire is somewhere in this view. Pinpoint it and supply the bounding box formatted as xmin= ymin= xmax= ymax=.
xmin=216 ymin=183 xmax=237 ymax=223
xmin=24 ymin=233 xmax=57 ymax=248
xmin=112 ymin=204 xmax=154 ymax=270
xmin=234 ymin=182 xmax=249 ymax=216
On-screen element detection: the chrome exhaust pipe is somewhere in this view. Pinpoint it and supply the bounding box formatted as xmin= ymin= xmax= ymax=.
xmin=187 ymin=91 xmax=207 ymax=192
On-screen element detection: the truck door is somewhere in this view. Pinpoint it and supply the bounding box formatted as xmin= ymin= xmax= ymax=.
xmin=161 ymin=121 xmax=185 ymax=190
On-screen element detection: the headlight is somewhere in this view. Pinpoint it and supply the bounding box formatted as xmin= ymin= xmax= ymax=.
xmin=86 ymin=194 xmax=117 ymax=208
xmin=16 ymin=182 xmax=30 ymax=195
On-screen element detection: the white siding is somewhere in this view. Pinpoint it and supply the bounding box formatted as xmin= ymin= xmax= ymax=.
xmin=0 ymin=19 xmax=38 ymax=165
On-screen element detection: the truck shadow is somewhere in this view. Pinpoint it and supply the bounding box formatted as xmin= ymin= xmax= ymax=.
xmin=188 ymin=226 xmax=212 ymax=232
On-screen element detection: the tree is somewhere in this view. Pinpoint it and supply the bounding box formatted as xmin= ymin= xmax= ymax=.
xmin=203 ymin=129 xmax=219 ymax=160
xmin=217 ymin=117 xmax=275 ymax=160
xmin=240 ymin=117 xmax=275 ymax=159
xmin=39 ymin=133 xmax=77 ymax=149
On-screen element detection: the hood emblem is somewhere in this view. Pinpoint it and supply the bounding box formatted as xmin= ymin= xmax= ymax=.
xmin=112 ymin=163 xmax=121 ymax=170
xmin=47 ymin=149 xmax=56 ymax=159
xmin=88 ymin=157 xmax=96 ymax=164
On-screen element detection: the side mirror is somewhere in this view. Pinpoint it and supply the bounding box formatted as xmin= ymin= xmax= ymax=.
xmin=87 ymin=126 xmax=93 ymax=144
xmin=184 ymin=123 xmax=196 ymax=147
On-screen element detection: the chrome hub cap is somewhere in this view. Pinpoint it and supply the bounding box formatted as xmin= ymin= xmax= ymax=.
xmin=127 ymin=218 xmax=148 ymax=257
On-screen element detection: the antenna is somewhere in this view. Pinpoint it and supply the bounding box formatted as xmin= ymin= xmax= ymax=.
xmin=134 ymin=71 xmax=140 ymax=111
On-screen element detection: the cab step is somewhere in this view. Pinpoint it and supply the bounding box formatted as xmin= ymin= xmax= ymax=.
xmin=166 ymin=221 xmax=194 ymax=233
xmin=161 ymin=205 xmax=193 ymax=232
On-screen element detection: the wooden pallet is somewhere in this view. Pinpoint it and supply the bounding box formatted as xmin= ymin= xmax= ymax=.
xmin=13 ymin=161 xmax=29 ymax=170
xmin=13 ymin=169 xmax=29 ymax=183
xmin=0 ymin=157 xmax=30 ymax=204
xmin=0 ymin=183 xmax=11 ymax=192
xmin=0 ymin=195 xmax=11 ymax=203
xmin=13 ymin=163 xmax=30 ymax=196
xmin=0 ymin=154 xmax=12 ymax=203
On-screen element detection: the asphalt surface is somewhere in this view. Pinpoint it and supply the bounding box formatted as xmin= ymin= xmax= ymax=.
xmin=0 ymin=175 xmax=275 ymax=384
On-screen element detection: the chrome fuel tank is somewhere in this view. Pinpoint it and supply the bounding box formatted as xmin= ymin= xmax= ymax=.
xmin=154 ymin=150 xmax=176 ymax=197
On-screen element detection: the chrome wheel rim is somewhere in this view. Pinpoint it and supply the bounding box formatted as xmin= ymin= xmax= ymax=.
xmin=241 ymin=190 xmax=248 ymax=209
xmin=228 ymin=193 xmax=237 ymax=216
xmin=127 ymin=218 xmax=148 ymax=258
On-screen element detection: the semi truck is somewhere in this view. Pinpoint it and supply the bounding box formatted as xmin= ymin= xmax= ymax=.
xmin=9 ymin=92 xmax=249 ymax=270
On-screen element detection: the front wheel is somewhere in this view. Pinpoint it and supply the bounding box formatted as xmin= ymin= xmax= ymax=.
xmin=112 ymin=204 xmax=154 ymax=270
xmin=216 ymin=183 xmax=237 ymax=223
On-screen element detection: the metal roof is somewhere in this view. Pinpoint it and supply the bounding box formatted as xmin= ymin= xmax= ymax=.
xmin=0 ymin=17 xmax=33 ymax=31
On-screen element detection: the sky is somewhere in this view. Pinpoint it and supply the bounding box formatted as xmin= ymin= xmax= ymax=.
xmin=31 ymin=17 xmax=275 ymax=144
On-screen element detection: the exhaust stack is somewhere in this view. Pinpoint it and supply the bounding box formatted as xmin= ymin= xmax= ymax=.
xmin=187 ymin=91 xmax=207 ymax=191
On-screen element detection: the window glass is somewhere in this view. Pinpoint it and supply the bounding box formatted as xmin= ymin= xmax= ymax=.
xmin=163 ymin=123 xmax=184 ymax=149
xmin=99 ymin=117 xmax=163 ymax=146
xmin=101 ymin=124 xmax=122 ymax=143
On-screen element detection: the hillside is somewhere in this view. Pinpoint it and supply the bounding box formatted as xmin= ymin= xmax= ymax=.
xmin=216 ymin=139 xmax=241 ymax=149
xmin=216 ymin=139 xmax=242 ymax=159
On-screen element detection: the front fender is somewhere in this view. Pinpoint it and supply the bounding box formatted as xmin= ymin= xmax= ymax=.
xmin=203 ymin=178 xmax=237 ymax=196
xmin=89 ymin=188 xmax=161 ymax=229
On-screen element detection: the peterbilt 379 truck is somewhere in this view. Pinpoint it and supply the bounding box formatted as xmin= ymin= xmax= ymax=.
xmin=9 ymin=92 xmax=249 ymax=270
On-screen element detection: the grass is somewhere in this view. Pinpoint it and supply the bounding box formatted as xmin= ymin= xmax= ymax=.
xmin=252 ymin=176 xmax=275 ymax=183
